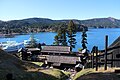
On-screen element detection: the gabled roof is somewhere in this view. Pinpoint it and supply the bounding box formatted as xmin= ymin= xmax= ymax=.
xmin=108 ymin=36 xmax=120 ymax=53
xmin=41 ymin=45 xmax=71 ymax=54
xmin=109 ymin=36 xmax=120 ymax=48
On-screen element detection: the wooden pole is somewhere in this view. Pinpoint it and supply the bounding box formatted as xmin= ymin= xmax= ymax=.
xmin=111 ymin=53 xmax=113 ymax=67
xmin=92 ymin=51 xmax=94 ymax=68
xmin=105 ymin=35 xmax=108 ymax=70
xmin=95 ymin=47 xmax=98 ymax=71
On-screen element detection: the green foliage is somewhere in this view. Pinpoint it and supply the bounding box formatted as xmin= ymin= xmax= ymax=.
xmin=29 ymin=34 xmax=38 ymax=48
xmin=81 ymin=26 xmax=88 ymax=49
xmin=31 ymin=62 xmax=43 ymax=67
xmin=67 ymin=20 xmax=76 ymax=34
xmin=78 ymin=48 xmax=82 ymax=52
xmin=0 ymin=18 xmax=88 ymax=34
xmin=53 ymin=23 xmax=67 ymax=46
xmin=67 ymin=20 xmax=77 ymax=51
xmin=1 ymin=17 xmax=120 ymax=35
xmin=73 ymin=69 xmax=94 ymax=80
xmin=53 ymin=35 xmax=60 ymax=45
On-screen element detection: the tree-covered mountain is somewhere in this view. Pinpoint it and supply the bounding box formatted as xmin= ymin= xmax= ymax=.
xmin=0 ymin=17 xmax=120 ymax=34
xmin=81 ymin=17 xmax=120 ymax=28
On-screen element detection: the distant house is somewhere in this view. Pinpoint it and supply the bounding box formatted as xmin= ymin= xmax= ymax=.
xmin=108 ymin=36 xmax=120 ymax=67
xmin=40 ymin=45 xmax=81 ymax=69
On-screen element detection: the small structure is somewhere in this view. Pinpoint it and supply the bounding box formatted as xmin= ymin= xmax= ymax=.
xmin=18 ymin=48 xmax=41 ymax=61
xmin=40 ymin=45 xmax=81 ymax=69
xmin=26 ymin=48 xmax=40 ymax=55
xmin=19 ymin=45 xmax=83 ymax=69
xmin=26 ymin=48 xmax=41 ymax=61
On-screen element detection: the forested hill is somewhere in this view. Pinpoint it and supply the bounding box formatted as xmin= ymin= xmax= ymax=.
xmin=81 ymin=17 xmax=120 ymax=28
xmin=0 ymin=17 xmax=120 ymax=34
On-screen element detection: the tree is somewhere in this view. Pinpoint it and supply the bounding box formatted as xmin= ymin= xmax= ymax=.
xmin=53 ymin=35 xmax=60 ymax=45
xmin=67 ymin=20 xmax=77 ymax=51
xmin=81 ymin=25 xmax=89 ymax=64
xmin=81 ymin=25 xmax=88 ymax=49
xmin=61 ymin=28 xmax=67 ymax=46
xmin=29 ymin=34 xmax=37 ymax=48
xmin=53 ymin=23 xmax=67 ymax=46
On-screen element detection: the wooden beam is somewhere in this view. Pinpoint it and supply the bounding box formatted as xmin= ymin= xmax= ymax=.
xmin=97 ymin=62 xmax=112 ymax=64
xmin=95 ymin=47 xmax=98 ymax=71
xmin=99 ymin=46 xmax=120 ymax=52
xmin=111 ymin=53 xmax=113 ymax=67
xmin=107 ymin=59 xmax=120 ymax=61
xmin=92 ymin=51 xmax=94 ymax=68
xmin=105 ymin=35 xmax=108 ymax=70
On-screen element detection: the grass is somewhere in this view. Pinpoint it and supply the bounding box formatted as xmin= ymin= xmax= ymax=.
xmin=0 ymin=49 xmax=68 ymax=80
xmin=73 ymin=67 xmax=120 ymax=80
xmin=40 ymin=69 xmax=69 ymax=80
xmin=31 ymin=62 xmax=43 ymax=67
xmin=73 ymin=68 xmax=94 ymax=80
xmin=62 ymin=70 xmax=71 ymax=76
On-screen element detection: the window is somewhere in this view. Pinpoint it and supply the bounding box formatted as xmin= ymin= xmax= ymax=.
xmin=116 ymin=54 xmax=120 ymax=58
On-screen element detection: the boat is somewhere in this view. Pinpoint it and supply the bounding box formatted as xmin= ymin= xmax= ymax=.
xmin=0 ymin=41 xmax=25 ymax=52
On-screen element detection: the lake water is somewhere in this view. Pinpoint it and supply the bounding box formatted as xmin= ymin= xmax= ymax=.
xmin=0 ymin=28 xmax=120 ymax=51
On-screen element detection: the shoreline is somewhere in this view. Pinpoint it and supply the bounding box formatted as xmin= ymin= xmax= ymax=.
xmin=0 ymin=28 xmax=120 ymax=38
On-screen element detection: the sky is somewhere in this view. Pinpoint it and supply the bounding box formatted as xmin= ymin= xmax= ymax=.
xmin=0 ymin=0 xmax=120 ymax=21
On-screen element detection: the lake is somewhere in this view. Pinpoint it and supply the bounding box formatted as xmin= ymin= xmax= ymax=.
xmin=0 ymin=28 xmax=120 ymax=51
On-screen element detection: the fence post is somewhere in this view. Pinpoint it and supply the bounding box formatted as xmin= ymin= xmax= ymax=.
xmin=105 ymin=35 xmax=108 ymax=70
xmin=111 ymin=53 xmax=113 ymax=67
xmin=95 ymin=46 xmax=98 ymax=71
xmin=92 ymin=51 xmax=94 ymax=68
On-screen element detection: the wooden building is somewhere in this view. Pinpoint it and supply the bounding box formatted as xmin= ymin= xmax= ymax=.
xmin=40 ymin=45 xmax=81 ymax=69
xmin=108 ymin=36 xmax=120 ymax=67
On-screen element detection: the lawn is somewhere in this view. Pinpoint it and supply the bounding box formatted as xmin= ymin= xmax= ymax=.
xmin=73 ymin=67 xmax=120 ymax=80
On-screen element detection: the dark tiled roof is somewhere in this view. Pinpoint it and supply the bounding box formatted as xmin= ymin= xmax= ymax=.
xmin=46 ymin=55 xmax=81 ymax=64
xmin=41 ymin=45 xmax=71 ymax=54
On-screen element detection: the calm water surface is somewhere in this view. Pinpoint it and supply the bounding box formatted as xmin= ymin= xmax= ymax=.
xmin=0 ymin=28 xmax=120 ymax=51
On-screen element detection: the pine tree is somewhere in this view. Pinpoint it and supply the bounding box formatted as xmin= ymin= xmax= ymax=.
xmin=61 ymin=28 xmax=67 ymax=46
xmin=53 ymin=35 xmax=60 ymax=45
xmin=29 ymin=34 xmax=37 ymax=48
xmin=81 ymin=25 xmax=88 ymax=49
xmin=67 ymin=20 xmax=77 ymax=51
xmin=53 ymin=23 xmax=67 ymax=46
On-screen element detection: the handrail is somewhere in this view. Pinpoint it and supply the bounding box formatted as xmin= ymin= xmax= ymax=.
xmin=99 ymin=45 xmax=120 ymax=52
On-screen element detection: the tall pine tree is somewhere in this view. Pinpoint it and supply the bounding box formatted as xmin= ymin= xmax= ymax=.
xmin=81 ymin=25 xmax=88 ymax=49
xmin=53 ymin=23 xmax=67 ymax=46
xmin=29 ymin=33 xmax=37 ymax=48
xmin=53 ymin=35 xmax=60 ymax=45
xmin=67 ymin=20 xmax=77 ymax=51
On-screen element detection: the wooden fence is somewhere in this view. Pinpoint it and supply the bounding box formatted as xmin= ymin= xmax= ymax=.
xmin=91 ymin=35 xmax=120 ymax=71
